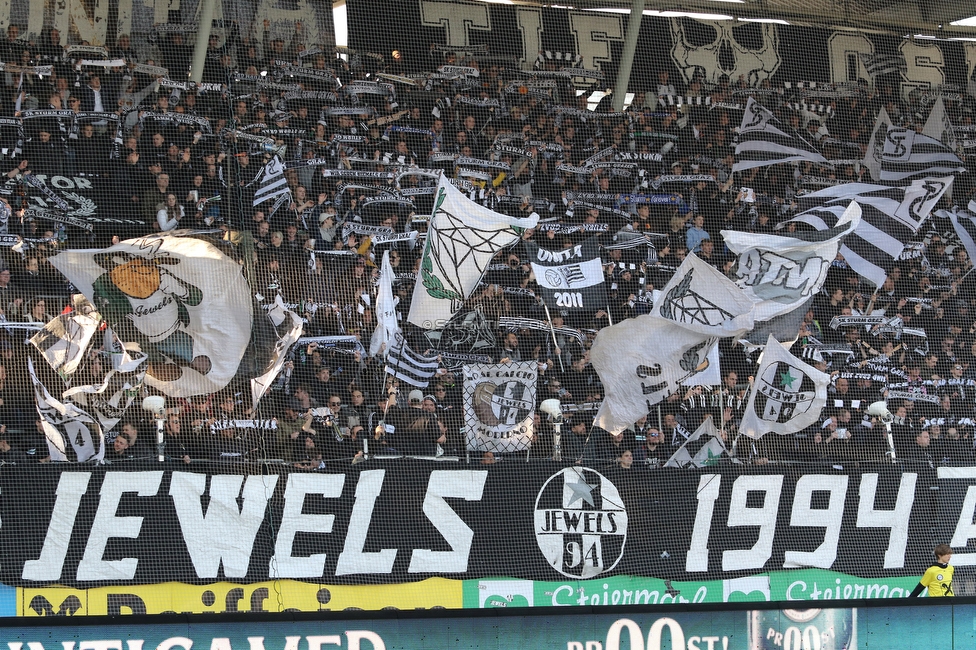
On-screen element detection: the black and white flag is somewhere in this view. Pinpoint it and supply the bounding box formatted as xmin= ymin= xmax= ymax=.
xmin=724 ymin=201 xmax=860 ymax=325
xmin=29 ymin=357 xmax=103 ymax=463
xmin=664 ymin=417 xmax=727 ymax=468
xmin=733 ymin=97 xmax=828 ymax=172
xmin=253 ymin=155 xmax=291 ymax=206
xmin=251 ymin=294 xmax=303 ymax=409
xmin=385 ymin=333 xmax=440 ymax=388
xmin=29 ymin=312 xmax=100 ymax=379
xmin=62 ymin=346 xmax=148 ymax=438
xmin=739 ymin=335 xmax=829 ymax=439
xmin=591 ymin=255 xmax=754 ymax=433
xmin=523 ymin=237 xmax=606 ymax=312
xmin=880 ymin=128 xmax=965 ymax=182
xmin=943 ymin=202 xmax=976 ymax=267
xmin=788 ymin=177 xmax=952 ymax=286
xmin=463 ymin=362 xmax=536 ymax=453
xmin=859 ymin=52 xmax=907 ymax=78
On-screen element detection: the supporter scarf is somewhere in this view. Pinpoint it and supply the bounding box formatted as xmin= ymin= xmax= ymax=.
xmin=0 ymin=64 xmax=51 ymax=75
xmin=321 ymin=169 xmax=396 ymax=179
xmin=386 ymin=125 xmax=434 ymax=138
xmin=81 ymin=59 xmax=126 ymax=68
xmin=142 ymin=111 xmax=212 ymax=131
xmin=656 ymin=174 xmax=715 ymax=184
xmin=133 ymin=64 xmax=168 ymax=77
xmin=457 ymin=156 xmax=511 ymax=171
xmin=24 ymin=207 xmax=93 ymax=232
xmin=326 ymin=107 xmax=377 ymax=116
xmin=454 ymin=96 xmax=500 ymax=108
xmin=618 ymin=193 xmax=682 ymax=206
xmin=564 ymin=192 xmax=618 ymax=203
xmin=537 ymin=222 xmax=609 ymax=233
xmin=23 ymin=176 xmax=71 ymax=212
xmin=282 ymin=90 xmax=338 ymax=102
xmin=570 ymin=201 xmax=630 ymax=220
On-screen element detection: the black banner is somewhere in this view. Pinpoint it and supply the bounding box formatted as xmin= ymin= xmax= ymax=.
xmin=0 ymin=461 xmax=954 ymax=587
xmin=524 ymin=237 xmax=607 ymax=312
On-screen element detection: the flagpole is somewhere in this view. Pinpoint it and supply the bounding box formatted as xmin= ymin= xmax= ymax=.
xmin=542 ymin=301 xmax=565 ymax=373
xmin=606 ymin=305 xmax=613 ymax=327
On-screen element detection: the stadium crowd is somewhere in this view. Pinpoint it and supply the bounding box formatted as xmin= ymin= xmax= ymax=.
xmin=0 ymin=20 xmax=971 ymax=471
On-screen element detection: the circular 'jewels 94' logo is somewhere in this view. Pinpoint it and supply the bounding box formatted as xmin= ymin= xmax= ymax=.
xmin=534 ymin=467 xmax=628 ymax=578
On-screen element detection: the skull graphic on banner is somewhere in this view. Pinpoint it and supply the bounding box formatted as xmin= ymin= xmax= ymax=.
xmin=669 ymin=18 xmax=781 ymax=86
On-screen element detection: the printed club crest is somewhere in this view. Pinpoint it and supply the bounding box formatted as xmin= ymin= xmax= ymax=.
xmin=534 ymin=468 xmax=627 ymax=579
xmin=754 ymin=360 xmax=818 ymax=423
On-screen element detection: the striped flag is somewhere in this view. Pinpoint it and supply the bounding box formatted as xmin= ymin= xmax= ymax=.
xmin=733 ymin=97 xmax=828 ymax=172
xmin=880 ymin=128 xmax=965 ymax=182
xmin=788 ymin=177 xmax=953 ymax=286
xmin=859 ymin=52 xmax=907 ymax=78
xmin=253 ymin=155 xmax=291 ymax=206
xmin=498 ymin=316 xmax=586 ymax=346
xmin=385 ymin=333 xmax=440 ymax=387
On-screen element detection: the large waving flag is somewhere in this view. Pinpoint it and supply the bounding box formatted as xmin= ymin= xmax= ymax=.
xmin=409 ymin=174 xmax=538 ymax=328
xmin=592 ymin=255 xmax=754 ymax=434
xmin=724 ymin=201 xmax=860 ymax=324
xmin=739 ymin=335 xmax=830 ymax=439
xmin=48 ymin=235 xmax=253 ymax=397
xmin=880 ymin=128 xmax=965 ymax=182
xmin=733 ymin=97 xmax=828 ymax=172
xmin=788 ymin=176 xmax=952 ymax=286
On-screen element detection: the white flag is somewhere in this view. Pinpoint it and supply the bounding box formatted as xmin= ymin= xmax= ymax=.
xmin=862 ymin=106 xmax=892 ymax=182
xmin=29 ymin=358 xmax=103 ymax=462
xmin=409 ymin=174 xmax=538 ymax=328
xmin=63 ymin=346 xmax=148 ymax=437
xmin=723 ymin=201 xmax=860 ymax=324
xmin=593 ymin=255 xmax=754 ymax=434
xmin=48 ymin=234 xmax=253 ymax=397
xmin=29 ymin=312 xmax=100 ymax=379
xmin=923 ymin=96 xmax=958 ymax=153
xmin=739 ymin=335 xmax=830 ymax=439
xmin=650 ymin=253 xmax=755 ymax=336
xmin=250 ymin=294 xmax=303 ymax=409
xmin=370 ymin=249 xmax=400 ymax=357
xmin=664 ymin=417 xmax=727 ymax=468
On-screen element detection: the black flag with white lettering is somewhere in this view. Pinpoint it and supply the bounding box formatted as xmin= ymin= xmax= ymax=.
xmin=523 ymin=236 xmax=606 ymax=312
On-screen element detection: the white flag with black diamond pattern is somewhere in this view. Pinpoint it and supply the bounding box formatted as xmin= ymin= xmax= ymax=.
xmin=408 ymin=174 xmax=538 ymax=328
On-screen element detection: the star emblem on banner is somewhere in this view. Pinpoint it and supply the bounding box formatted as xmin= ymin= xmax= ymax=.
xmin=566 ymin=474 xmax=595 ymax=507
xmin=778 ymin=368 xmax=797 ymax=389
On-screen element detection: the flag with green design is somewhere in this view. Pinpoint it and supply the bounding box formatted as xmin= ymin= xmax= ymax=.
xmin=664 ymin=417 xmax=727 ymax=468
xmin=739 ymin=334 xmax=829 ymax=439
xmin=408 ymin=174 xmax=538 ymax=329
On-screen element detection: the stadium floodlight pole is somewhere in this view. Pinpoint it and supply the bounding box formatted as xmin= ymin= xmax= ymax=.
xmin=612 ymin=0 xmax=645 ymax=112
xmin=189 ymin=0 xmax=218 ymax=83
